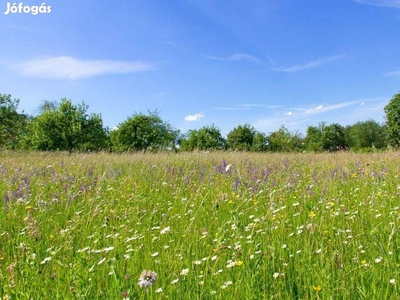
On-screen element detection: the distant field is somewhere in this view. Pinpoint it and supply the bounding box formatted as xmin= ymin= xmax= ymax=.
xmin=1 ymin=151 xmax=399 ymax=299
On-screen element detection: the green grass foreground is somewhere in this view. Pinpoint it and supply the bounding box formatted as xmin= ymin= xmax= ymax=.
xmin=0 ymin=151 xmax=399 ymax=299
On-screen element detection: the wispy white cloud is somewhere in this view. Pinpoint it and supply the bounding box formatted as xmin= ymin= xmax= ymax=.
xmin=14 ymin=56 xmax=156 ymax=79
xmin=353 ymin=0 xmax=400 ymax=8
xmin=272 ymin=55 xmax=346 ymax=73
xmin=303 ymin=101 xmax=362 ymax=115
xmin=203 ymin=53 xmax=262 ymax=63
xmin=215 ymin=103 xmax=281 ymax=111
xmin=215 ymin=107 xmax=249 ymax=111
xmin=254 ymin=98 xmax=377 ymax=133
xmin=184 ymin=112 xmax=205 ymax=121
xmin=385 ymin=69 xmax=400 ymax=78
xmin=236 ymin=104 xmax=282 ymax=109
xmin=305 ymin=104 xmax=324 ymax=114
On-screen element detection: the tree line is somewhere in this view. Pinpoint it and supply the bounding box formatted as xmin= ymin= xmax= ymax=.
xmin=1 ymin=92 xmax=400 ymax=153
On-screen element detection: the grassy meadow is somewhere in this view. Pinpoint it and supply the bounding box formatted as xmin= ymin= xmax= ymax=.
xmin=1 ymin=151 xmax=400 ymax=299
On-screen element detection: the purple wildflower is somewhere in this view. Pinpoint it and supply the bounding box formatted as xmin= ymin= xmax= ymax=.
xmin=222 ymin=160 xmax=227 ymax=170
xmin=3 ymin=194 xmax=9 ymax=213
xmin=138 ymin=270 xmax=157 ymax=288
xmin=233 ymin=178 xmax=239 ymax=190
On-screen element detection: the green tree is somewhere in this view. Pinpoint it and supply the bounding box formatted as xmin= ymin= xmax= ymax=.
xmin=36 ymin=100 xmax=58 ymax=114
xmin=227 ymin=124 xmax=255 ymax=151
xmin=251 ymin=132 xmax=268 ymax=152
xmin=305 ymin=122 xmax=346 ymax=152
xmin=0 ymin=94 xmax=28 ymax=149
xmin=321 ymin=123 xmax=346 ymax=151
xmin=180 ymin=125 xmax=226 ymax=151
xmin=304 ymin=124 xmax=324 ymax=151
xmin=268 ymin=126 xmax=303 ymax=152
xmin=384 ymin=92 xmax=400 ymax=148
xmin=111 ymin=111 xmax=178 ymax=152
xmin=344 ymin=120 xmax=387 ymax=150
xmin=29 ymin=98 xmax=108 ymax=152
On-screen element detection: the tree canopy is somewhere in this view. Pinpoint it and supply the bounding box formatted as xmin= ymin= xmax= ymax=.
xmin=344 ymin=120 xmax=386 ymax=150
xmin=226 ymin=124 xmax=256 ymax=151
xmin=111 ymin=111 xmax=178 ymax=152
xmin=28 ymin=98 xmax=108 ymax=152
xmin=0 ymin=94 xmax=28 ymax=149
xmin=268 ymin=126 xmax=303 ymax=152
xmin=304 ymin=122 xmax=346 ymax=152
xmin=180 ymin=125 xmax=226 ymax=151
xmin=384 ymin=92 xmax=400 ymax=148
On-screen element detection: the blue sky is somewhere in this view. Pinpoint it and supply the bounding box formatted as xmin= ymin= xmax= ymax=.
xmin=1 ymin=0 xmax=399 ymax=136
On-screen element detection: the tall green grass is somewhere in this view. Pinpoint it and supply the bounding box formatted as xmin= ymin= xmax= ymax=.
xmin=0 ymin=151 xmax=399 ymax=299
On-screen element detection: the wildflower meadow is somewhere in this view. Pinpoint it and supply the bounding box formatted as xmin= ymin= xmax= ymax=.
xmin=1 ymin=151 xmax=399 ymax=299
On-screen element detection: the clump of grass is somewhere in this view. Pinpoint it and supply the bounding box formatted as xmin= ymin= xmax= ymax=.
xmin=0 ymin=151 xmax=399 ymax=299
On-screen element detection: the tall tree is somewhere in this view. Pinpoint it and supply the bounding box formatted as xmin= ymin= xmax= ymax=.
xmin=268 ymin=126 xmax=303 ymax=152
xmin=304 ymin=124 xmax=324 ymax=152
xmin=180 ymin=125 xmax=226 ymax=151
xmin=227 ymin=124 xmax=255 ymax=151
xmin=322 ymin=123 xmax=346 ymax=151
xmin=36 ymin=100 xmax=58 ymax=114
xmin=384 ymin=92 xmax=400 ymax=148
xmin=251 ymin=132 xmax=268 ymax=152
xmin=29 ymin=98 xmax=108 ymax=152
xmin=111 ymin=111 xmax=178 ymax=152
xmin=344 ymin=120 xmax=387 ymax=150
xmin=305 ymin=122 xmax=346 ymax=151
xmin=0 ymin=94 xmax=28 ymax=149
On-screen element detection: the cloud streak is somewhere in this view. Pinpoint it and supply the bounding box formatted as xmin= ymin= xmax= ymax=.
xmin=353 ymin=0 xmax=400 ymax=8
xmin=254 ymin=99 xmax=370 ymax=133
xmin=203 ymin=53 xmax=262 ymax=63
xmin=272 ymin=55 xmax=345 ymax=73
xmin=303 ymin=100 xmax=362 ymax=115
xmin=184 ymin=112 xmax=205 ymax=121
xmin=15 ymin=56 xmax=156 ymax=79
xmin=236 ymin=104 xmax=283 ymax=109
xmin=215 ymin=104 xmax=282 ymax=111
xmin=386 ymin=69 xmax=400 ymax=78
xmin=215 ymin=107 xmax=249 ymax=111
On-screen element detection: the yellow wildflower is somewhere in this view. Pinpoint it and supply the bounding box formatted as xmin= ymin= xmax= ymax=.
xmin=313 ymin=285 xmax=322 ymax=291
xmin=235 ymin=261 xmax=243 ymax=266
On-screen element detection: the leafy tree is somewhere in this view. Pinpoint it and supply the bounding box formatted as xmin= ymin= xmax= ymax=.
xmin=0 ymin=94 xmax=28 ymax=149
xmin=180 ymin=125 xmax=226 ymax=151
xmin=305 ymin=122 xmax=346 ymax=151
xmin=268 ymin=126 xmax=303 ymax=152
xmin=304 ymin=124 xmax=324 ymax=151
xmin=29 ymin=98 xmax=108 ymax=152
xmin=36 ymin=100 xmax=59 ymax=114
xmin=111 ymin=111 xmax=178 ymax=152
xmin=344 ymin=120 xmax=387 ymax=150
xmin=322 ymin=123 xmax=346 ymax=151
xmin=227 ymin=124 xmax=255 ymax=151
xmin=251 ymin=132 xmax=269 ymax=152
xmin=384 ymin=92 xmax=400 ymax=148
